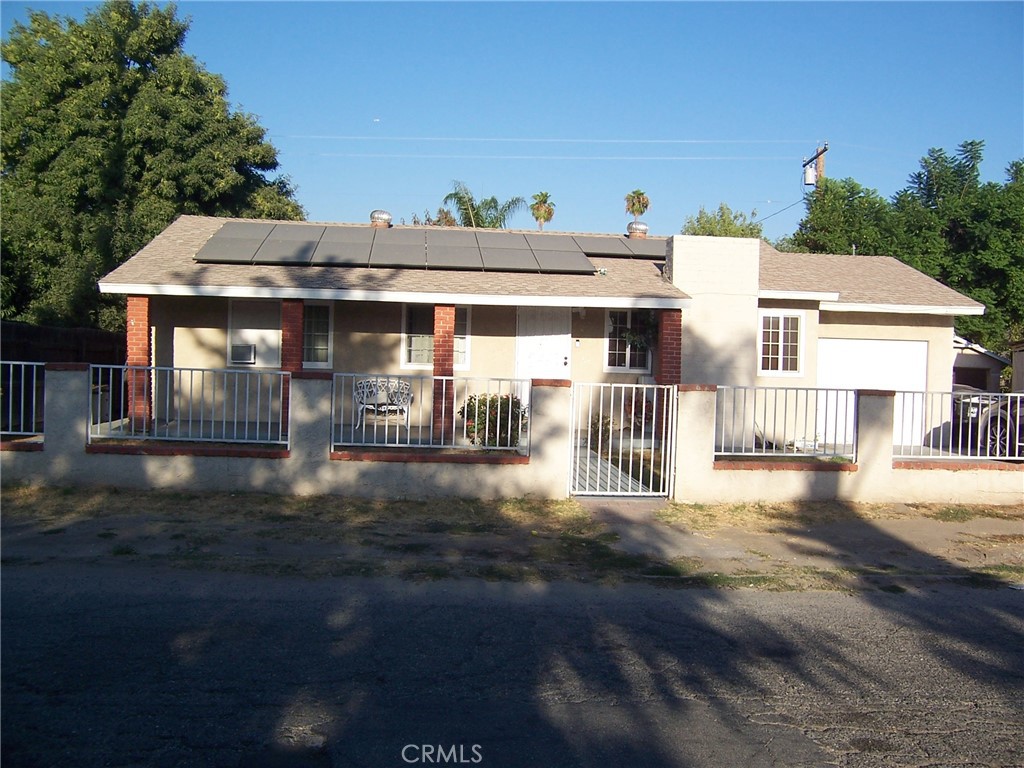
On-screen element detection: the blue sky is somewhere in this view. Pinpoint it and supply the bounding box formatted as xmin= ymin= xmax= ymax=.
xmin=2 ymin=1 xmax=1022 ymax=241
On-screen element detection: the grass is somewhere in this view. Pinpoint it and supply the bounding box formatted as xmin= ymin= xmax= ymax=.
xmin=4 ymin=484 xmax=1023 ymax=590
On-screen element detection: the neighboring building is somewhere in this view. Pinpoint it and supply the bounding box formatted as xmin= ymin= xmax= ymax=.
xmin=1010 ymin=340 xmax=1024 ymax=392
xmin=952 ymin=335 xmax=1010 ymax=391
xmin=97 ymin=215 xmax=984 ymax=393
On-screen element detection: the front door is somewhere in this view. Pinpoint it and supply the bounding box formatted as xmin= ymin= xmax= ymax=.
xmin=515 ymin=307 xmax=572 ymax=380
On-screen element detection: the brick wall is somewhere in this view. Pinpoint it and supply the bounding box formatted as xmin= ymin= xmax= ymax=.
xmin=656 ymin=309 xmax=682 ymax=385
xmin=432 ymin=305 xmax=456 ymax=441
xmin=126 ymin=296 xmax=151 ymax=426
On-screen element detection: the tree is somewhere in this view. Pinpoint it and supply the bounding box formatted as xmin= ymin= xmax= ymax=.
xmin=625 ymin=189 xmax=650 ymax=221
xmin=530 ymin=192 xmax=555 ymax=231
xmin=1 ymin=1 xmax=304 ymax=330
xmin=791 ymin=178 xmax=893 ymax=255
xmin=682 ymin=203 xmax=763 ymax=238
xmin=789 ymin=141 xmax=1023 ymax=353
xmin=441 ymin=181 xmax=525 ymax=229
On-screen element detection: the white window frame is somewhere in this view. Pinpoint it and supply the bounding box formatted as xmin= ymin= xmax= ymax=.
xmin=302 ymin=301 xmax=333 ymax=369
xmin=400 ymin=305 xmax=471 ymax=371
xmin=758 ymin=309 xmax=804 ymax=377
xmin=604 ymin=309 xmax=652 ymax=374
xmin=227 ymin=299 xmax=281 ymax=368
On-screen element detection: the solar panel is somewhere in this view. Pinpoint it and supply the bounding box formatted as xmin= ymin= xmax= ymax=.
xmin=193 ymin=221 xmax=275 ymax=263
xmin=251 ymin=224 xmax=324 ymax=265
xmin=373 ymin=227 xmax=426 ymax=246
xmin=480 ymin=248 xmax=542 ymax=272
xmin=525 ymin=233 xmax=583 ymax=252
xmin=425 ymin=229 xmax=479 ymax=248
xmin=534 ymin=250 xmax=597 ymax=274
xmin=624 ymin=238 xmax=667 ymax=257
xmin=476 ymin=231 xmax=530 ymax=250
xmin=426 ymin=246 xmax=484 ymax=270
xmin=572 ymin=236 xmax=633 ymax=256
xmin=311 ymin=226 xmax=374 ymax=266
xmin=369 ymin=243 xmax=427 ymax=268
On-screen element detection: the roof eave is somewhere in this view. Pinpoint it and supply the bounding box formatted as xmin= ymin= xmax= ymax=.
xmin=819 ymin=301 xmax=985 ymax=316
xmin=98 ymin=281 xmax=691 ymax=309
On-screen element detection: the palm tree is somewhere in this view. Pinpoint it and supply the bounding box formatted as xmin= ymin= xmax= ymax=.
xmin=625 ymin=189 xmax=650 ymax=221
xmin=529 ymin=192 xmax=555 ymax=230
xmin=442 ymin=181 xmax=525 ymax=228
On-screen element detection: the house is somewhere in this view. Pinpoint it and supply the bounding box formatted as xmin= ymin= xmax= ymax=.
xmin=952 ymin=336 xmax=1009 ymax=391
xmin=97 ymin=214 xmax=983 ymax=397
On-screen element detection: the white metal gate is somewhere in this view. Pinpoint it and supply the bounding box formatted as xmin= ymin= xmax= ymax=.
xmin=570 ymin=383 xmax=678 ymax=496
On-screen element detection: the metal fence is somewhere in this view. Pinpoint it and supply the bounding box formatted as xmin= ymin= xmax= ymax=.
xmin=332 ymin=373 xmax=531 ymax=453
xmin=570 ymin=382 xmax=678 ymax=496
xmin=715 ymin=386 xmax=857 ymax=460
xmin=1 ymin=361 xmax=45 ymax=437
xmin=894 ymin=390 xmax=1023 ymax=461
xmin=89 ymin=365 xmax=290 ymax=446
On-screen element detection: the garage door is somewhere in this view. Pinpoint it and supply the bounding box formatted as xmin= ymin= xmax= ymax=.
xmin=817 ymin=339 xmax=928 ymax=447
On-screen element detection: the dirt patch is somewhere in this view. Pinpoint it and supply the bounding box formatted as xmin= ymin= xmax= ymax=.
xmin=3 ymin=485 xmax=1022 ymax=591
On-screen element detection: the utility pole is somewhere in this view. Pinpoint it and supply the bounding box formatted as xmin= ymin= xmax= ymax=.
xmin=802 ymin=141 xmax=829 ymax=188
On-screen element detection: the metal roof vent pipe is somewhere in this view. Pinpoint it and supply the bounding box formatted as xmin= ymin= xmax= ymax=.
xmin=370 ymin=209 xmax=393 ymax=228
xmin=626 ymin=220 xmax=649 ymax=239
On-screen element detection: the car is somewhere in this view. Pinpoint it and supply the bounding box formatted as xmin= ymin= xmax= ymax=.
xmin=952 ymin=385 xmax=1023 ymax=459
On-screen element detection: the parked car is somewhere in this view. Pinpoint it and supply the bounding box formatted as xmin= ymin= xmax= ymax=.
xmin=952 ymin=385 xmax=1023 ymax=459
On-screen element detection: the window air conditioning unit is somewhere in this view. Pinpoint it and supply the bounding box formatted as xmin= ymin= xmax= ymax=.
xmin=230 ymin=344 xmax=256 ymax=365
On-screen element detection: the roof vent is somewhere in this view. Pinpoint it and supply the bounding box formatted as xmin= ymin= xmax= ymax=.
xmin=369 ymin=209 xmax=393 ymax=228
xmin=626 ymin=220 xmax=649 ymax=239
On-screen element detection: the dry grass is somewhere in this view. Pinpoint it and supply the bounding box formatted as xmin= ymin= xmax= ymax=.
xmin=656 ymin=500 xmax=1023 ymax=533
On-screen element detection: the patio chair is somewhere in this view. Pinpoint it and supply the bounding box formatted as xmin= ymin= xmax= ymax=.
xmin=353 ymin=377 xmax=412 ymax=430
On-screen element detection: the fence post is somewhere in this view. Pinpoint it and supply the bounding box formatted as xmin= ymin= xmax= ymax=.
xmin=672 ymin=385 xmax=718 ymax=503
xmin=855 ymin=390 xmax=896 ymax=499
xmin=44 ymin=364 xmax=90 ymax=479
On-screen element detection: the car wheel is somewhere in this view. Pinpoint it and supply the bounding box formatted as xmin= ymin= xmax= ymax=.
xmin=985 ymin=415 xmax=1015 ymax=458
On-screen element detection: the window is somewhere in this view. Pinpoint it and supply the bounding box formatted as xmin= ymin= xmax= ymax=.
xmin=403 ymin=305 xmax=470 ymax=368
xmin=606 ymin=309 xmax=652 ymax=372
xmin=228 ymin=300 xmax=280 ymax=367
xmin=759 ymin=311 xmax=802 ymax=374
xmin=302 ymin=302 xmax=332 ymax=368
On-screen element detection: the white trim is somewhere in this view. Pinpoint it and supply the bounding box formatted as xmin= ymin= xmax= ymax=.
xmin=302 ymin=301 xmax=334 ymax=370
xmin=819 ymin=301 xmax=985 ymax=316
xmin=757 ymin=309 xmax=804 ymax=378
xmin=759 ymin=289 xmax=840 ymax=302
xmin=98 ymin=282 xmax=690 ymax=309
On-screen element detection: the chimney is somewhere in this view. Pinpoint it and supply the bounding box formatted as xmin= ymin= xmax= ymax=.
xmin=626 ymin=221 xmax=649 ymax=239
xmin=369 ymin=209 xmax=393 ymax=228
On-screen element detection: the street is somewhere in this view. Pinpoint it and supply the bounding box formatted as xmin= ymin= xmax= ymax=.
xmin=2 ymin=562 xmax=1022 ymax=767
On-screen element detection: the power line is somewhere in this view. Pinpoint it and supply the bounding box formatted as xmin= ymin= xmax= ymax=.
xmin=751 ymin=198 xmax=805 ymax=225
xmin=282 ymin=135 xmax=815 ymax=145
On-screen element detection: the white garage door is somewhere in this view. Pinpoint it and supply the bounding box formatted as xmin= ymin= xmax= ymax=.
xmin=817 ymin=339 xmax=928 ymax=448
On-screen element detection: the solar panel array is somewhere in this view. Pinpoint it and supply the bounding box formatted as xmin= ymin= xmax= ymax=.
xmin=194 ymin=222 xmax=665 ymax=273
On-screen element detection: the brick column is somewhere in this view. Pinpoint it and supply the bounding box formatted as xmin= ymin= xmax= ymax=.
xmin=432 ymin=305 xmax=456 ymax=442
xmin=654 ymin=309 xmax=683 ymax=438
xmin=126 ymin=295 xmax=151 ymax=429
xmin=279 ymin=299 xmax=304 ymax=429
xmin=655 ymin=309 xmax=682 ymax=385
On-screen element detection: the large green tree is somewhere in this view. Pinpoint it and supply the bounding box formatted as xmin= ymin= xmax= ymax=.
xmin=441 ymin=181 xmax=525 ymax=229
xmin=681 ymin=202 xmax=763 ymax=238
xmin=1 ymin=1 xmax=304 ymax=329
xmin=789 ymin=141 xmax=1023 ymax=353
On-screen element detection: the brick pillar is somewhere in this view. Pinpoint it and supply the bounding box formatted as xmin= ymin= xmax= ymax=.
xmin=126 ymin=295 xmax=151 ymax=429
xmin=279 ymin=300 xmax=304 ymax=429
xmin=654 ymin=309 xmax=683 ymax=437
xmin=655 ymin=309 xmax=682 ymax=385
xmin=432 ymin=305 xmax=456 ymax=442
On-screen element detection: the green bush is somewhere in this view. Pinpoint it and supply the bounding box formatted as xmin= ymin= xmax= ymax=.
xmin=460 ymin=394 xmax=525 ymax=447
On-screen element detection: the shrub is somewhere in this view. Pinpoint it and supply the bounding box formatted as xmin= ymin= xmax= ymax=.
xmin=460 ymin=394 xmax=525 ymax=447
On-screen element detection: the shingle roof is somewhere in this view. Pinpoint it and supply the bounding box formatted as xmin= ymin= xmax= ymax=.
xmin=99 ymin=215 xmax=689 ymax=307
xmin=758 ymin=241 xmax=983 ymax=311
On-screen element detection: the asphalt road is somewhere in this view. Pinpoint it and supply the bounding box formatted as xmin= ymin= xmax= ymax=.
xmin=2 ymin=563 xmax=1022 ymax=768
